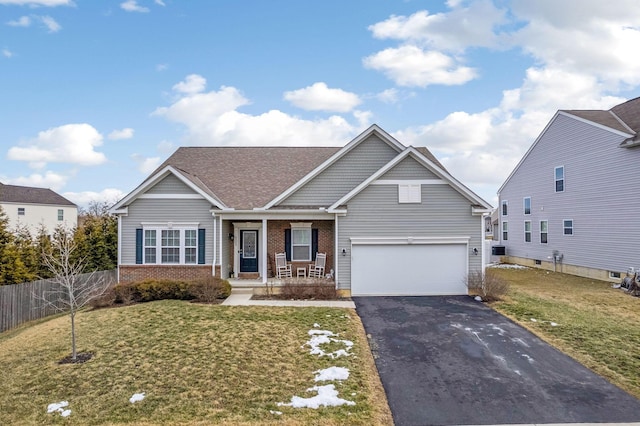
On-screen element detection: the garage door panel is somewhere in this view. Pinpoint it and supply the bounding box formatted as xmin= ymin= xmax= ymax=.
xmin=351 ymin=244 xmax=467 ymax=296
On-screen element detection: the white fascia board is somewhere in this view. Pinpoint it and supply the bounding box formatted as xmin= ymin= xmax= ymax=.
xmin=498 ymin=111 xmax=633 ymax=195
xmin=218 ymin=209 xmax=334 ymax=221
xmin=111 ymin=207 xmax=128 ymax=215
xmin=350 ymin=236 xmax=470 ymax=245
xmin=261 ymin=124 xmax=406 ymax=210
xmin=472 ymin=207 xmax=493 ymax=215
xmin=108 ymin=165 xmax=228 ymax=213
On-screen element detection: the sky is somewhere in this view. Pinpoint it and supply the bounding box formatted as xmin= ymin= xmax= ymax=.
xmin=2 ymin=0 xmax=640 ymax=210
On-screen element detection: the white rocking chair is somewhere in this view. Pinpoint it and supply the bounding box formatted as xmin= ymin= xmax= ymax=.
xmin=308 ymin=253 xmax=326 ymax=278
xmin=275 ymin=252 xmax=292 ymax=278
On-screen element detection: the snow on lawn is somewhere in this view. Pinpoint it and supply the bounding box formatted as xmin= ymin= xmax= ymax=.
xmin=488 ymin=263 xmax=528 ymax=269
xmin=278 ymin=384 xmax=356 ymax=409
xmin=305 ymin=329 xmax=353 ymax=358
xmin=130 ymin=392 xmax=145 ymax=403
xmin=47 ymin=401 xmax=71 ymax=417
xmin=314 ymin=366 xmax=350 ymax=382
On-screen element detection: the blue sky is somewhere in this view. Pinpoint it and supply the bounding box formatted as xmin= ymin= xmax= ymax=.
xmin=2 ymin=0 xmax=640 ymax=209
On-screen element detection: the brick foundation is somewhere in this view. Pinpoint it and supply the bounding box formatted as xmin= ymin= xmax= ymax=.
xmin=118 ymin=265 xmax=213 ymax=283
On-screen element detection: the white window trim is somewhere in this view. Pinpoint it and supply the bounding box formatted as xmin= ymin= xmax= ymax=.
xmin=563 ymin=219 xmax=573 ymax=236
xmin=291 ymin=223 xmax=312 ymax=262
xmin=524 ymin=220 xmax=531 ymax=243
xmin=501 ymin=200 xmax=508 ymax=216
xmin=502 ymin=221 xmax=508 ymax=241
xmin=398 ymin=184 xmax=421 ymax=203
xmin=555 ymin=166 xmax=565 ymax=193
xmin=540 ymin=220 xmax=548 ymax=244
xmin=523 ymin=197 xmax=531 ymax=215
xmin=142 ymin=223 xmax=199 ymax=265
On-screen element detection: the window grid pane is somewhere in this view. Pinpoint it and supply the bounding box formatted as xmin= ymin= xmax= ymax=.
xmin=524 ymin=221 xmax=531 ymax=243
xmin=563 ymin=220 xmax=573 ymax=235
xmin=540 ymin=221 xmax=548 ymax=244
xmin=185 ymin=248 xmax=197 ymax=264
xmin=523 ymin=198 xmax=531 ymax=215
xmin=145 ymin=248 xmax=156 ymax=264
xmin=292 ymin=228 xmax=311 ymax=261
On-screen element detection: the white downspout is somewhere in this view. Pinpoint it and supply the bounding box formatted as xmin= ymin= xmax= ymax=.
xmin=481 ymin=213 xmax=487 ymax=275
xmin=212 ymin=213 xmax=217 ymax=277
xmin=116 ymin=214 xmax=122 ymax=283
xmin=334 ymin=214 xmax=339 ymax=288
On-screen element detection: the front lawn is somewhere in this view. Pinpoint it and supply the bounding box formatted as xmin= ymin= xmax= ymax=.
xmin=489 ymin=266 xmax=640 ymax=399
xmin=0 ymin=300 xmax=392 ymax=425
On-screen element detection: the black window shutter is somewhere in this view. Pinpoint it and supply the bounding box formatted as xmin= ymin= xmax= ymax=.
xmin=198 ymin=229 xmax=206 ymax=264
xmin=311 ymin=229 xmax=318 ymax=261
xmin=135 ymin=228 xmax=143 ymax=264
xmin=284 ymin=229 xmax=291 ymax=261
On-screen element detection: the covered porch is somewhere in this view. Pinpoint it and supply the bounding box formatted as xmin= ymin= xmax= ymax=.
xmin=214 ymin=212 xmax=336 ymax=286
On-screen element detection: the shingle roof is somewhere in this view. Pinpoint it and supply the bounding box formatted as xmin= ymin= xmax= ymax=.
xmin=563 ymin=96 xmax=640 ymax=135
xmin=159 ymin=147 xmax=341 ymax=210
xmin=0 ymin=182 xmax=76 ymax=206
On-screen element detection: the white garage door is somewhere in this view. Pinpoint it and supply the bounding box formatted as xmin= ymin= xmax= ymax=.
xmin=351 ymin=243 xmax=468 ymax=296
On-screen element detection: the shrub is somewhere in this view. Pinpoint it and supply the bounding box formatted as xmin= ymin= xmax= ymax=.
xmin=280 ymin=278 xmax=337 ymax=300
xmin=466 ymin=269 xmax=510 ymax=302
xmin=189 ymin=276 xmax=232 ymax=303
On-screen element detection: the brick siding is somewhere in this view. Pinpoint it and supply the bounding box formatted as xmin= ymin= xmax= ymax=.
xmin=119 ymin=265 xmax=213 ymax=283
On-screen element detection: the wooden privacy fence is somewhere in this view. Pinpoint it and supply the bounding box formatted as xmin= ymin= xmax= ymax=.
xmin=0 ymin=269 xmax=117 ymax=333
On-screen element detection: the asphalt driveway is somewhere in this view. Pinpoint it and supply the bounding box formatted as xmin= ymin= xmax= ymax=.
xmin=354 ymin=296 xmax=640 ymax=426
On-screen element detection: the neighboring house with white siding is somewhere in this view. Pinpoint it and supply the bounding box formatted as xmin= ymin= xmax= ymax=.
xmin=0 ymin=182 xmax=78 ymax=235
xmin=497 ymin=97 xmax=640 ymax=281
xmin=110 ymin=124 xmax=492 ymax=296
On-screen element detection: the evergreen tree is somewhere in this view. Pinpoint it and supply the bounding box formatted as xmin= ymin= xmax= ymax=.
xmin=12 ymin=224 xmax=37 ymax=282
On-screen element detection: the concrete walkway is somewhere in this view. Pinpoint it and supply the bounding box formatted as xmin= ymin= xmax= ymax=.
xmin=221 ymin=288 xmax=355 ymax=308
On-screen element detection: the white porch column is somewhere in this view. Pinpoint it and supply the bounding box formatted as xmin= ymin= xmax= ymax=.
xmin=262 ymin=218 xmax=268 ymax=284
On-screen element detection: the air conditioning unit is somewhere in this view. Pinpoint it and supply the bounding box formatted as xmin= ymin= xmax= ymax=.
xmin=492 ymin=245 xmax=506 ymax=256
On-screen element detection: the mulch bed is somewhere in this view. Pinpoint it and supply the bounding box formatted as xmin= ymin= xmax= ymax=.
xmin=58 ymin=352 xmax=93 ymax=364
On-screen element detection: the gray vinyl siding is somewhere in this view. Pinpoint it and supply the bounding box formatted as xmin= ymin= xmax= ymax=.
xmin=279 ymin=135 xmax=400 ymax=206
xmin=380 ymin=157 xmax=439 ymax=180
xmin=120 ymin=198 xmax=215 ymax=265
xmin=337 ymin=183 xmax=481 ymax=290
xmin=145 ymin=174 xmax=193 ymax=194
xmin=499 ymin=113 xmax=640 ymax=273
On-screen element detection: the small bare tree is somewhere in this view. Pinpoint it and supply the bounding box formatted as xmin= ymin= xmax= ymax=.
xmin=41 ymin=229 xmax=114 ymax=362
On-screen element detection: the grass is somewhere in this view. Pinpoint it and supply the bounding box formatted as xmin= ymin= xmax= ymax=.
xmin=0 ymin=300 xmax=392 ymax=425
xmin=489 ymin=266 xmax=640 ymax=399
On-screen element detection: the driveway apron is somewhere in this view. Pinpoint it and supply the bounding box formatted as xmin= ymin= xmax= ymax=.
xmin=354 ymin=296 xmax=640 ymax=426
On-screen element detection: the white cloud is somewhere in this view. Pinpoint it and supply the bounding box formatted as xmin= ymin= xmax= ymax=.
xmin=154 ymin=76 xmax=361 ymax=146
xmin=368 ymin=2 xmax=506 ymax=52
xmin=7 ymin=16 xmax=31 ymax=26
xmin=63 ymin=188 xmax=126 ymax=209
xmin=2 ymin=48 xmax=13 ymax=58
xmin=5 ymin=171 xmax=70 ymax=191
xmin=376 ymin=88 xmax=399 ymax=104
xmin=154 ymin=0 xmax=165 ymax=5
xmin=39 ymin=15 xmax=60 ymax=32
xmin=157 ymin=140 xmax=175 ymax=154
xmin=8 ymin=123 xmax=107 ymax=168
xmin=284 ymin=82 xmax=361 ymax=113
xmin=107 ymin=127 xmax=134 ymax=140
xmin=172 ymin=74 xmax=206 ymax=95
xmin=131 ymin=153 xmax=161 ymax=174
xmin=120 ymin=0 xmax=148 ymax=13
xmin=0 ymin=0 xmax=72 ymax=6
xmin=363 ymin=45 xmax=477 ymax=87
xmin=156 ymin=63 xmax=168 ymax=71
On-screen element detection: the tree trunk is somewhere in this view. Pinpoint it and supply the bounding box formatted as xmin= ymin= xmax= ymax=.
xmin=70 ymin=310 xmax=77 ymax=361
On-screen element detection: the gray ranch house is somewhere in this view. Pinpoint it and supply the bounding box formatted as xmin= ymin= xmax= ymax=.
xmin=110 ymin=125 xmax=492 ymax=296
xmin=497 ymin=97 xmax=640 ymax=281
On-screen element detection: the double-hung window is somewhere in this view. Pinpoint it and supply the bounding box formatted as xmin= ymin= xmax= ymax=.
xmin=540 ymin=220 xmax=548 ymax=244
xmin=524 ymin=221 xmax=531 ymax=242
xmin=563 ymin=220 xmax=573 ymax=236
xmin=292 ymin=228 xmax=312 ymax=261
xmin=501 ymin=200 xmax=508 ymax=216
xmin=555 ymin=166 xmax=564 ymax=192
xmin=18 ymin=207 xmax=25 ymax=216
xmin=142 ymin=225 xmax=199 ymax=264
xmin=57 ymin=209 xmax=64 ymax=221
xmin=502 ymin=221 xmax=508 ymax=241
xmin=523 ymin=197 xmax=531 ymax=215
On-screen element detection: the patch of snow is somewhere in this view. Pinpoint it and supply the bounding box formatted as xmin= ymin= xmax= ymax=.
xmin=474 ymin=296 xmax=483 ymax=302
xmin=47 ymin=401 xmax=70 ymax=417
xmin=488 ymin=263 xmax=527 ymax=269
xmin=270 ymin=410 xmax=282 ymax=415
xmin=550 ymin=322 xmax=558 ymax=327
xmin=491 ymin=325 xmax=506 ymax=336
xmin=530 ymin=318 xmax=537 ymax=322
xmin=278 ymin=384 xmax=356 ymax=409
xmin=314 ymin=366 xmax=350 ymax=382
xmin=612 ymin=284 xmax=621 ymax=289
xmin=313 ymin=323 xmax=320 ymax=328
xmin=305 ymin=329 xmax=353 ymax=358
xmin=521 ymin=354 xmax=534 ymax=363
xmin=129 ymin=392 xmax=145 ymax=403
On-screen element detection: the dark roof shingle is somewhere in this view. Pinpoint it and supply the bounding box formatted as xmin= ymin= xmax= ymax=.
xmin=0 ymin=183 xmax=76 ymax=206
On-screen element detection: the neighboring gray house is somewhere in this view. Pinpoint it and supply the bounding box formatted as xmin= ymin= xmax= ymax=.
xmin=497 ymin=97 xmax=640 ymax=281
xmin=0 ymin=182 xmax=77 ymax=235
xmin=110 ymin=125 xmax=491 ymax=296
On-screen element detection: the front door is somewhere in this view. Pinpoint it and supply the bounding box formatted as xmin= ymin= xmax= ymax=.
xmin=239 ymin=230 xmax=258 ymax=272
